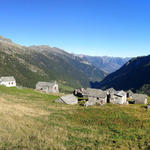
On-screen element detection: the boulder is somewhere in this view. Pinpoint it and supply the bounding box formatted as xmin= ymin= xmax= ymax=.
xmin=147 ymin=104 xmax=150 ymax=109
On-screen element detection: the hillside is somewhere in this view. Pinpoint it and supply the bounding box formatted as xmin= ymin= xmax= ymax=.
xmin=77 ymin=55 xmax=130 ymax=74
xmin=0 ymin=85 xmax=150 ymax=149
xmin=0 ymin=36 xmax=106 ymax=91
xmin=92 ymin=55 xmax=150 ymax=95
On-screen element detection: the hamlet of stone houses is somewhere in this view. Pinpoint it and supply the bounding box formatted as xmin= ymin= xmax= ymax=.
xmin=0 ymin=76 xmax=149 ymax=108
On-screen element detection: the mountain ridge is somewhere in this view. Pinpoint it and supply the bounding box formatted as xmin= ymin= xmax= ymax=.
xmin=91 ymin=55 xmax=150 ymax=95
xmin=75 ymin=54 xmax=131 ymax=74
xmin=0 ymin=35 xmax=132 ymax=92
xmin=0 ymin=35 xmax=106 ymax=91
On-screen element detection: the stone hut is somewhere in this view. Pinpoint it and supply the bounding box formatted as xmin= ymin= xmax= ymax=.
xmin=106 ymin=88 xmax=116 ymax=103
xmin=36 ymin=81 xmax=59 ymax=93
xmin=83 ymin=88 xmax=107 ymax=106
xmin=132 ymin=94 xmax=147 ymax=104
xmin=113 ymin=90 xmax=127 ymax=104
xmin=0 ymin=76 xmax=16 ymax=87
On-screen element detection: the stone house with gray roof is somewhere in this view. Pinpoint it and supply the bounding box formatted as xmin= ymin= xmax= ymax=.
xmin=106 ymin=88 xmax=116 ymax=103
xmin=0 ymin=76 xmax=16 ymax=87
xmin=113 ymin=90 xmax=127 ymax=104
xmin=106 ymin=89 xmax=127 ymax=104
xmin=36 ymin=81 xmax=59 ymax=93
xmin=132 ymin=94 xmax=147 ymax=104
xmin=80 ymin=88 xmax=128 ymax=107
xmin=83 ymin=88 xmax=108 ymax=106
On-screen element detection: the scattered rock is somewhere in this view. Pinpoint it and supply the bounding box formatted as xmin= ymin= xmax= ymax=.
xmin=147 ymin=104 xmax=150 ymax=109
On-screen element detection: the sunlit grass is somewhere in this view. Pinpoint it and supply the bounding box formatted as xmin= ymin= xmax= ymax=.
xmin=0 ymin=85 xmax=150 ymax=149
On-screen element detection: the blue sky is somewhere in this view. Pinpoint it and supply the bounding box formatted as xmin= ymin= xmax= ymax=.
xmin=0 ymin=0 xmax=150 ymax=57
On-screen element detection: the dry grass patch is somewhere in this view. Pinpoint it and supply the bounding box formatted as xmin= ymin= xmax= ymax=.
xmin=0 ymin=86 xmax=150 ymax=149
xmin=0 ymin=97 xmax=50 ymax=117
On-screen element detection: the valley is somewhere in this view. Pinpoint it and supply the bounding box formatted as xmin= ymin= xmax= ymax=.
xmin=1 ymin=1 xmax=150 ymax=149
xmin=92 ymin=55 xmax=150 ymax=95
xmin=0 ymin=35 xmax=129 ymax=93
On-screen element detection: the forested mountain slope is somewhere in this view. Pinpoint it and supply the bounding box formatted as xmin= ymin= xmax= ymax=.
xmin=0 ymin=36 xmax=106 ymax=89
xmin=92 ymin=55 xmax=150 ymax=95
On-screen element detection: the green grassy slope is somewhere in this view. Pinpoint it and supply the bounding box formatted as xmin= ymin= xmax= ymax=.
xmin=0 ymin=86 xmax=150 ymax=149
xmin=0 ymin=51 xmax=45 ymax=88
xmin=0 ymin=37 xmax=106 ymax=89
xmin=23 ymin=50 xmax=89 ymax=88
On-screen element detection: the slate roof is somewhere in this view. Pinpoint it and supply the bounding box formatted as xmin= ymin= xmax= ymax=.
xmin=114 ymin=90 xmax=126 ymax=97
xmin=36 ymin=81 xmax=56 ymax=88
xmin=106 ymin=88 xmax=116 ymax=94
xmin=132 ymin=94 xmax=147 ymax=101
xmin=55 ymin=94 xmax=78 ymax=105
xmin=0 ymin=76 xmax=16 ymax=82
xmin=84 ymin=88 xmax=107 ymax=98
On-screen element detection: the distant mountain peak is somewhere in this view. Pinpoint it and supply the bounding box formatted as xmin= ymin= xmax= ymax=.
xmin=76 ymin=54 xmax=131 ymax=74
xmin=29 ymin=45 xmax=51 ymax=48
xmin=0 ymin=35 xmax=12 ymax=43
xmin=0 ymin=35 xmax=107 ymax=90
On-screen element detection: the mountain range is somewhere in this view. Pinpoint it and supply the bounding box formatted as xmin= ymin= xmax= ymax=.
xmin=0 ymin=36 xmax=106 ymax=91
xmin=0 ymin=35 xmax=131 ymax=92
xmin=77 ymin=55 xmax=130 ymax=74
xmin=91 ymin=55 xmax=150 ymax=95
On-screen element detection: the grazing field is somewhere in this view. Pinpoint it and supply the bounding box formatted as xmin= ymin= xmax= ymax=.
xmin=0 ymin=86 xmax=150 ymax=150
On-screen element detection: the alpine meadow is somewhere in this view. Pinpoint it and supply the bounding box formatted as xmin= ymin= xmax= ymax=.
xmin=0 ymin=0 xmax=150 ymax=150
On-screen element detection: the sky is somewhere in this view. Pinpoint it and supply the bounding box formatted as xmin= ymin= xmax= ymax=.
xmin=0 ymin=0 xmax=150 ymax=57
